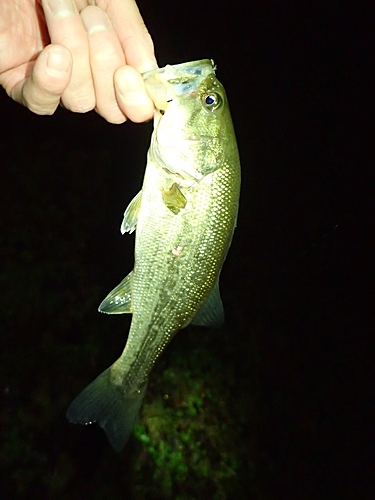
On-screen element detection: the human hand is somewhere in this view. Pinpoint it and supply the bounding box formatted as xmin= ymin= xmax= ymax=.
xmin=0 ymin=0 xmax=157 ymax=123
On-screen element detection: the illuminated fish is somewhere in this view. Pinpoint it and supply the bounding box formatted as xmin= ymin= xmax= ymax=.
xmin=67 ymin=59 xmax=241 ymax=451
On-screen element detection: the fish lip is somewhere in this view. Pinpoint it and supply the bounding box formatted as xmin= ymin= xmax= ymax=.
xmin=142 ymin=59 xmax=214 ymax=80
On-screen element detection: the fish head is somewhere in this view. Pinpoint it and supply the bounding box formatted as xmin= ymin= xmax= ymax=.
xmin=143 ymin=60 xmax=231 ymax=182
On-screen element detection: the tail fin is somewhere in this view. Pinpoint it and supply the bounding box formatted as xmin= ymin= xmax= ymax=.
xmin=66 ymin=367 xmax=147 ymax=452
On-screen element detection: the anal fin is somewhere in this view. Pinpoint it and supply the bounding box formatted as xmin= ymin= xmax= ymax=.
xmin=190 ymin=280 xmax=225 ymax=328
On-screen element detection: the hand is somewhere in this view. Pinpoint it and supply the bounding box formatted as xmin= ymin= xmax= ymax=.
xmin=0 ymin=0 xmax=157 ymax=123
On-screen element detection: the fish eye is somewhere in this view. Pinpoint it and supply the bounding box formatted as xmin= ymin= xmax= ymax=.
xmin=201 ymin=92 xmax=222 ymax=111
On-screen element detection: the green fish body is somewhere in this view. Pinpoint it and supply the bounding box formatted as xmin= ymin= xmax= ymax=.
xmin=67 ymin=60 xmax=241 ymax=451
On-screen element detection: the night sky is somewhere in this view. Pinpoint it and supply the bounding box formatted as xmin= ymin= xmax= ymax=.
xmin=0 ymin=1 xmax=372 ymax=499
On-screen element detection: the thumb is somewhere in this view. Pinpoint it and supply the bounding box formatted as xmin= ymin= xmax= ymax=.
xmin=11 ymin=44 xmax=72 ymax=115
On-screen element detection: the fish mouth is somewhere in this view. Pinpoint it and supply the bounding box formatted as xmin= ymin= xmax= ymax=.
xmin=145 ymin=60 xmax=218 ymax=182
xmin=143 ymin=59 xmax=215 ymax=110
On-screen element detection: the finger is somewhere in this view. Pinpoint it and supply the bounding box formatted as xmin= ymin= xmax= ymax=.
xmin=114 ymin=65 xmax=154 ymax=123
xmin=10 ymin=45 xmax=72 ymax=115
xmin=42 ymin=0 xmax=95 ymax=112
xmin=98 ymin=0 xmax=158 ymax=72
xmin=81 ymin=6 xmax=126 ymax=124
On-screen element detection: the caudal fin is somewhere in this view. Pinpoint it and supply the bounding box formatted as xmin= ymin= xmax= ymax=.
xmin=66 ymin=367 xmax=147 ymax=452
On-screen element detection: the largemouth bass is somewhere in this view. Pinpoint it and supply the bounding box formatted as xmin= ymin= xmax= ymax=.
xmin=67 ymin=59 xmax=241 ymax=451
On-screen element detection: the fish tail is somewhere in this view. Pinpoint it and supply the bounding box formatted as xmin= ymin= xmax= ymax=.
xmin=66 ymin=367 xmax=147 ymax=452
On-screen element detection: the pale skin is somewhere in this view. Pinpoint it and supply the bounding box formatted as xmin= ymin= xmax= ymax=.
xmin=0 ymin=0 xmax=157 ymax=123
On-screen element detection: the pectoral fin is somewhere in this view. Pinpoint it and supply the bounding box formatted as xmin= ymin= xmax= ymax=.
xmin=121 ymin=190 xmax=142 ymax=234
xmin=98 ymin=271 xmax=133 ymax=314
xmin=162 ymin=183 xmax=187 ymax=215
xmin=191 ymin=280 xmax=225 ymax=328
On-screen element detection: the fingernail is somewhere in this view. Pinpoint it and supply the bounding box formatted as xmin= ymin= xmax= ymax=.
xmin=47 ymin=49 xmax=70 ymax=73
xmin=48 ymin=0 xmax=75 ymax=18
xmin=82 ymin=8 xmax=110 ymax=34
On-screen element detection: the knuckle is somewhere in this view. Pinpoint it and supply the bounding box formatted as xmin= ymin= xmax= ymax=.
xmin=93 ymin=49 xmax=120 ymax=67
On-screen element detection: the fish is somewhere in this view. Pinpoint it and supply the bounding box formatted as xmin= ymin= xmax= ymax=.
xmin=66 ymin=59 xmax=241 ymax=451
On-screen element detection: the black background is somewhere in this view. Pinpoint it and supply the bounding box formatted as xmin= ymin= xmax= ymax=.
xmin=0 ymin=1 xmax=373 ymax=498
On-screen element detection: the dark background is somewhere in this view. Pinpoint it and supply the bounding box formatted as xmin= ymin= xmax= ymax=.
xmin=0 ymin=1 xmax=373 ymax=499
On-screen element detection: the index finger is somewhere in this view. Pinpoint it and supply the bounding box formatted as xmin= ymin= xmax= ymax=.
xmin=41 ymin=0 xmax=95 ymax=112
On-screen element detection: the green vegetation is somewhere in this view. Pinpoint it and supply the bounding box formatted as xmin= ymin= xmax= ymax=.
xmin=132 ymin=333 xmax=257 ymax=499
